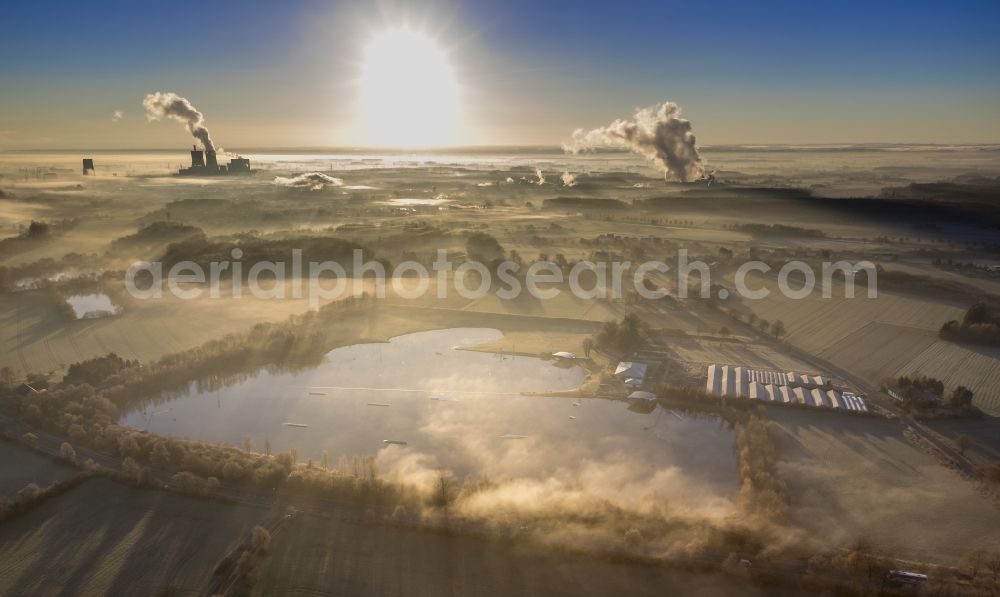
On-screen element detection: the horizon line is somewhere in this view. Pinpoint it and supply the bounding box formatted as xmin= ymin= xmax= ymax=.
xmin=3 ymin=142 xmax=1000 ymax=154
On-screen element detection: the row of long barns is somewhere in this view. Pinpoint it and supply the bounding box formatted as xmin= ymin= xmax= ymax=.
xmin=706 ymin=364 xmax=868 ymax=413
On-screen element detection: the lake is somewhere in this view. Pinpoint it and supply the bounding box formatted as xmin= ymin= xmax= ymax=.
xmin=123 ymin=328 xmax=738 ymax=512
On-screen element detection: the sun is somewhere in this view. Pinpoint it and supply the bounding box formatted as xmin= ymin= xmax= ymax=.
xmin=358 ymin=28 xmax=461 ymax=148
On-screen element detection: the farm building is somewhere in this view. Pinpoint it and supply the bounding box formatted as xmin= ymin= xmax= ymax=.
xmin=705 ymin=364 xmax=867 ymax=413
xmin=615 ymin=361 xmax=649 ymax=388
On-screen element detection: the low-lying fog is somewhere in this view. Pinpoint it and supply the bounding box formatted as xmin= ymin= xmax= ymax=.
xmin=123 ymin=328 xmax=738 ymax=516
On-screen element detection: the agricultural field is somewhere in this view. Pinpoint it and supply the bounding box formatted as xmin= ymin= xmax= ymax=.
xmin=767 ymin=408 xmax=1000 ymax=565
xmin=818 ymin=322 xmax=938 ymax=385
xmin=256 ymin=512 xmax=771 ymax=597
xmin=883 ymin=261 xmax=1000 ymax=297
xmin=740 ymin=273 xmax=966 ymax=357
xmin=897 ymin=341 xmax=1000 ymax=416
xmin=0 ymin=288 xmax=315 ymax=378
xmin=0 ymin=478 xmax=265 ymax=596
xmin=663 ymin=335 xmax=814 ymax=372
xmin=0 ymin=441 xmax=77 ymax=496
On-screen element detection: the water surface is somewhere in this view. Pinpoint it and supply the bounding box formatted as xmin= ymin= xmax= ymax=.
xmin=124 ymin=328 xmax=737 ymax=511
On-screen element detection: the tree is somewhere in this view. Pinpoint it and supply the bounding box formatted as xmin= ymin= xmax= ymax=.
xmin=465 ymin=232 xmax=504 ymax=261
xmin=251 ymin=526 xmax=271 ymax=553
xmin=431 ymin=469 xmax=457 ymax=508
xmin=956 ymin=434 xmax=972 ymax=456
xmin=771 ymin=320 xmax=786 ymax=339
xmin=962 ymin=549 xmax=984 ymax=580
xmin=26 ymin=221 xmax=50 ymax=238
xmin=21 ymin=432 xmax=37 ymax=448
xmin=59 ymin=442 xmax=76 ymax=463
xmin=986 ymin=552 xmax=1000 ymax=586
xmin=948 ymin=386 xmax=974 ymax=409
xmin=151 ymin=441 xmax=172 ymax=468
xmin=719 ymin=326 xmax=731 ymax=337
xmin=0 ymin=366 xmax=14 ymax=389
xmin=242 ymin=435 xmax=255 ymax=453
xmin=264 ymin=439 xmax=271 ymax=456
xmin=17 ymin=483 xmax=42 ymax=501
xmin=582 ymin=337 xmax=595 ymax=358
xmin=122 ymin=456 xmax=143 ymax=483
xmin=963 ymin=301 xmax=989 ymax=326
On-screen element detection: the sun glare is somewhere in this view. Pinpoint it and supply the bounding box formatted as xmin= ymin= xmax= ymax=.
xmin=358 ymin=28 xmax=461 ymax=148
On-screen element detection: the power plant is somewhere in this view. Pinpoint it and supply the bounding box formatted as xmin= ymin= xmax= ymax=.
xmin=178 ymin=145 xmax=251 ymax=176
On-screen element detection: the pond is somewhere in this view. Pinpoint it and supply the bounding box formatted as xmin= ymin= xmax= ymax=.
xmin=65 ymin=293 xmax=121 ymax=319
xmin=123 ymin=328 xmax=738 ymax=512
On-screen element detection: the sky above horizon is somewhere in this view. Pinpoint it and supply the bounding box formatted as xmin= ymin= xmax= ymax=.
xmin=2 ymin=0 xmax=999 ymax=150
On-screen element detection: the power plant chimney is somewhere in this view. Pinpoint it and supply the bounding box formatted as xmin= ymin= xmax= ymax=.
xmin=82 ymin=158 xmax=95 ymax=175
xmin=190 ymin=145 xmax=205 ymax=167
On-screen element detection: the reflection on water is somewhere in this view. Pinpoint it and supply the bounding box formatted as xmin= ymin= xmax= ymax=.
xmin=66 ymin=293 xmax=121 ymax=319
xmin=379 ymin=197 xmax=451 ymax=206
xmin=124 ymin=328 xmax=738 ymax=511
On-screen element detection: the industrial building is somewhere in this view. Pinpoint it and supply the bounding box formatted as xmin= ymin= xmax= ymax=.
xmin=705 ymin=364 xmax=867 ymax=412
xmin=178 ymin=145 xmax=251 ymax=176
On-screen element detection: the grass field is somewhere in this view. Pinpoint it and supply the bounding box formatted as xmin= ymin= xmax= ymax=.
xmin=256 ymin=513 xmax=771 ymax=597
xmin=0 ymin=478 xmax=265 ymax=596
xmin=767 ymin=408 xmax=1000 ymax=565
xmin=0 ymin=441 xmax=77 ymax=497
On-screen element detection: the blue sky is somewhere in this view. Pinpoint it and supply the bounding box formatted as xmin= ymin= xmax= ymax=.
xmin=2 ymin=0 xmax=998 ymax=148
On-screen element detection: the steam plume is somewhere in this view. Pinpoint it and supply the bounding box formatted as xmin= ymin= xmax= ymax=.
xmin=534 ymin=167 xmax=546 ymax=185
xmin=560 ymin=171 xmax=578 ymax=187
xmin=143 ymin=92 xmax=215 ymax=152
xmin=111 ymin=110 xmax=124 ymax=122
xmin=562 ymin=101 xmax=704 ymax=182
xmin=273 ymin=172 xmax=344 ymax=190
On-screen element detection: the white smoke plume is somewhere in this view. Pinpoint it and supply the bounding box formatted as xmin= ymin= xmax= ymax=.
xmin=143 ymin=92 xmax=215 ymax=152
xmin=534 ymin=167 xmax=546 ymax=185
xmin=273 ymin=172 xmax=344 ymax=190
xmin=560 ymin=171 xmax=578 ymax=187
xmin=111 ymin=110 xmax=124 ymax=122
xmin=562 ymin=101 xmax=705 ymax=182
